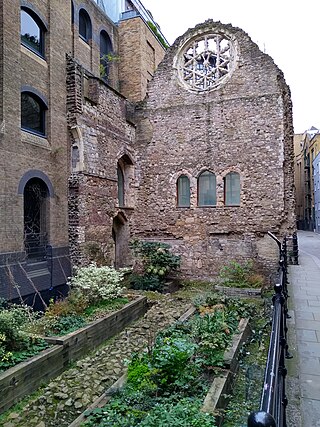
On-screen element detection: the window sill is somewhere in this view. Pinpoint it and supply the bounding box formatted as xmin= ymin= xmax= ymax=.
xmin=79 ymin=36 xmax=91 ymax=47
xmin=21 ymin=129 xmax=50 ymax=149
xmin=21 ymin=44 xmax=47 ymax=66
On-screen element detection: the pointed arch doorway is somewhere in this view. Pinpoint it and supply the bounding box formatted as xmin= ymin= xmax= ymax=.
xmin=112 ymin=212 xmax=131 ymax=268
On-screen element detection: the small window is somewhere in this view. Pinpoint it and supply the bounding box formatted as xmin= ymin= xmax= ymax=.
xmin=117 ymin=165 xmax=124 ymax=207
xmin=21 ymin=8 xmax=45 ymax=56
xmin=224 ymin=172 xmax=240 ymax=206
xmin=177 ymin=175 xmax=190 ymax=207
xmin=198 ymin=171 xmax=216 ymax=206
xmin=21 ymin=92 xmax=47 ymax=136
xmin=79 ymin=9 xmax=92 ymax=43
xmin=100 ymin=30 xmax=113 ymax=80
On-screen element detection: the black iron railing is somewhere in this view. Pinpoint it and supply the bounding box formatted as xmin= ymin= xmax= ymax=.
xmin=247 ymin=232 xmax=292 ymax=427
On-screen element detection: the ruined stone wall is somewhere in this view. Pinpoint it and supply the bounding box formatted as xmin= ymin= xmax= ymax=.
xmin=133 ymin=21 xmax=296 ymax=279
xmin=67 ymin=57 xmax=136 ymax=267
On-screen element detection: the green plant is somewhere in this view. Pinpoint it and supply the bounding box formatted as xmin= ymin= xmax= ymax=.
xmin=147 ymin=21 xmax=169 ymax=49
xmin=130 ymin=273 xmax=163 ymax=292
xmin=0 ymin=304 xmax=34 ymax=350
xmin=67 ymin=263 xmax=125 ymax=305
xmin=139 ymin=398 xmax=216 ymax=427
xmin=99 ymin=53 xmax=119 ymax=79
xmin=192 ymin=310 xmax=238 ymax=368
xmin=129 ymin=240 xmax=180 ymax=292
xmin=43 ymin=315 xmax=86 ymax=336
xmin=219 ymin=260 xmax=264 ymax=288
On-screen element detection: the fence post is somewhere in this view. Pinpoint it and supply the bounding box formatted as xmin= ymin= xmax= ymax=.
xmin=247 ymin=411 xmax=276 ymax=427
xmin=292 ymin=232 xmax=299 ymax=265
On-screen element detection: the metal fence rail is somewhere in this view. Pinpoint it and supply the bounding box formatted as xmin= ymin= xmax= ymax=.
xmin=247 ymin=232 xmax=293 ymax=427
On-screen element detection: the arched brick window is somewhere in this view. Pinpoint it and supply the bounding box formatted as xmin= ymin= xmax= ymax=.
xmin=224 ymin=172 xmax=240 ymax=206
xmin=198 ymin=170 xmax=216 ymax=206
xmin=21 ymin=7 xmax=46 ymax=57
xmin=100 ymin=30 xmax=113 ymax=80
xmin=79 ymin=9 xmax=92 ymax=43
xmin=24 ymin=178 xmax=49 ymax=260
xmin=21 ymin=91 xmax=47 ymax=136
xmin=177 ymin=175 xmax=190 ymax=207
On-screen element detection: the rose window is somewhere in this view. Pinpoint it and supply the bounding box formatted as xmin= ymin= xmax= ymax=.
xmin=178 ymin=33 xmax=235 ymax=92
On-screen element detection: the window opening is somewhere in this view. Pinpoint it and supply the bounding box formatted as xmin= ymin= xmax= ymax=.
xmin=177 ymin=175 xmax=190 ymax=207
xmin=79 ymin=9 xmax=92 ymax=42
xmin=117 ymin=165 xmax=124 ymax=207
xmin=198 ymin=171 xmax=216 ymax=206
xmin=224 ymin=172 xmax=240 ymax=206
xmin=178 ymin=33 xmax=234 ymax=92
xmin=21 ymin=92 xmax=46 ymax=136
xmin=100 ymin=30 xmax=113 ymax=80
xmin=24 ymin=178 xmax=49 ymax=260
xmin=21 ymin=8 xmax=44 ymax=56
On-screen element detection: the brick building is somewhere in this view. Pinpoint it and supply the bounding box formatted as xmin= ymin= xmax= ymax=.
xmin=0 ymin=0 xmax=295 ymax=302
xmin=0 ymin=0 xmax=167 ymax=302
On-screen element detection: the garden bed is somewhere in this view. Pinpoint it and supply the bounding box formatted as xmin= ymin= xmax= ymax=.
xmin=0 ymin=296 xmax=147 ymax=414
xmin=71 ymin=297 xmax=253 ymax=427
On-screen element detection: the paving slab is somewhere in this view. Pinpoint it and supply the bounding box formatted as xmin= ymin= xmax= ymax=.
xmin=288 ymin=231 xmax=320 ymax=427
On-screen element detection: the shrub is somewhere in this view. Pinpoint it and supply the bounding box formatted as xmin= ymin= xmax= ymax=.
xmin=129 ymin=240 xmax=180 ymax=291
xmin=130 ymin=274 xmax=163 ymax=292
xmin=0 ymin=304 xmax=34 ymax=350
xmin=67 ymin=263 xmax=125 ymax=305
xmin=42 ymin=315 xmax=86 ymax=336
xmin=219 ymin=260 xmax=264 ymax=288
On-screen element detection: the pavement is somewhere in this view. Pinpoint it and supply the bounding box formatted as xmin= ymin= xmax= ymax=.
xmin=287 ymin=231 xmax=320 ymax=427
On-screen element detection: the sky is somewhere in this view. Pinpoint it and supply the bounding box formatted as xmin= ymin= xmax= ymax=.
xmin=141 ymin=0 xmax=320 ymax=134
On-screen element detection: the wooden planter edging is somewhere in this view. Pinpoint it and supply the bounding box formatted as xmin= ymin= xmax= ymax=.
xmin=215 ymin=285 xmax=262 ymax=297
xmin=0 ymin=296 xmax=147 ymax=415
xmin=68 ymin=307 xmax=249 ymax=427
xmin=201 ymin=318 xmax=251 ymax=426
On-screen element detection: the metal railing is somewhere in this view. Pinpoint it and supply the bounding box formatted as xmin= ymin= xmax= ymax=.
xmin=247 ymin=232 xmax=292 ymax=427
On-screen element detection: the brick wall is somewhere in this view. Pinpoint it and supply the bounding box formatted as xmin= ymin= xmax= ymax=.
xmin=72 ymin=0 xmax=119 ymax=90
xmin=118 ymin=16 xmax=166 ymax=102
xmin=67 ymin=57 xmax=136 ymax=267
xmin=0 ymin=0 xmax=71 ymax=297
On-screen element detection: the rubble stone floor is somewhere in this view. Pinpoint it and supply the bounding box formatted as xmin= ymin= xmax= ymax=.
xmin=1 ymin=295 xmax=192 ymax=427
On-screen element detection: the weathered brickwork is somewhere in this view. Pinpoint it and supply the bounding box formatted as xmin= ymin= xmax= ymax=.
xmin=133 ymin=21 xmax=296 ymax=278
xmin=67 ymin=57 xmax=136 ymax=268
xmin=118 ymin=16 xmax=166 ymax=102
xmin=72 ymin=0 xmax=120 ymax=89
xmin=1 ymin=0 xmax=295 ymax=299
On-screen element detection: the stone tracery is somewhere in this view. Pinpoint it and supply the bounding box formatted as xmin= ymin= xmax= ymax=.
xmin=179 ymin=33 xmax=233 ymax=91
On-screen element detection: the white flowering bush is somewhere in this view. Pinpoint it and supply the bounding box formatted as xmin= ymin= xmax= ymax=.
xmin=68 ymin=263 xmax=125 ymax=304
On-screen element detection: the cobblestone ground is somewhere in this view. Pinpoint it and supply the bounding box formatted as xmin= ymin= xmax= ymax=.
xmin=1 ymin=295 xmax=191 ymax=427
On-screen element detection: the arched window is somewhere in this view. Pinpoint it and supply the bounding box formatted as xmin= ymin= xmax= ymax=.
xmin=100 ymin=30 xmax=113 ymax=80
xmin=224 ymin=172 xmax=240 ymax=206
xmin=79 ymin=9 xmax=92 ymax=42
xmin=177 ymin=175 xmax=190 ymax=207
xmin=21 ymin=91 xmax=47 ymax=136
xmin=20 ymin=7 xmax=45 ymax=56
xmin=117 ymin=164 xmax=125 ymax=207
xmin=24 ymin=178 xmax=49 ymax=260
xmin=198 ymin=171 xmax=216 ymax=206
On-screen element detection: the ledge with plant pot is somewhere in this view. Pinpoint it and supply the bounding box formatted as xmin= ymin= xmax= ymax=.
xmin=0 ymin=295 xmax=147 ymax=415
xmin=68 ymin=306 xmax=251 ymax=427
